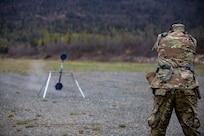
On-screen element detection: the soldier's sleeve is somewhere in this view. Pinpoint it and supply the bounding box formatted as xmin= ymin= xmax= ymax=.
xmin=152 ymin=34 xmax=161 ymax=51
xmin=189 ymin=35 xmax=197 ymax=49
xmin=192 ymin=37 xmax=197 ymax=48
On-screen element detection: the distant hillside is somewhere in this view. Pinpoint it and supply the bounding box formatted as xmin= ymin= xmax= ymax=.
xmin=1 ymin=0 xmax=203 ymax=29
xmin=0 ymin=0 xmax=204 ymax=59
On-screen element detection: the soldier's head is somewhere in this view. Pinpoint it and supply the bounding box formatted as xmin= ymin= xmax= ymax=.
xmin=170 ymin=23 xmax=185 ymax=32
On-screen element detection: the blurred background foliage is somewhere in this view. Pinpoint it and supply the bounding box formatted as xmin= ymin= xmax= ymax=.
xmin=0 ymin=0 xmax=204 ymax=61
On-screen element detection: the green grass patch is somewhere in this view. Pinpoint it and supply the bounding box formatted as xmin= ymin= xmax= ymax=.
xmin=118 ymin=124 xmax=126 ymax=128
xmin=70 ymin=112 xmax=80 ymax=115
xmin=78 ymin=129 xmax=84 ymax=134
xmin=16 ymin=120 xmax=29 ymax=125
xmin=63 ymin=61 xmax=157 ymax=72
xmin=7 ymin=111 xmax=15 ymax=118
xmin=0 ymin=58 xmax=203 ymax=75
xmin=0 ymin=59 xmax=31 ymax=73
xmin=25 ymin=125 xmax=36 ymax=128
xmin=194 ymin=65 xmax=204 ymax=76
xmin=91 ymin=126 xmax=100 ymax=131
xmin=0 ymin=58 xmax=156 ymax=73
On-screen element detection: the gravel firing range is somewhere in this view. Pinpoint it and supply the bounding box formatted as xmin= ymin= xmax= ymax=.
xmin=0 ymin=57 xmax=204 ymax=135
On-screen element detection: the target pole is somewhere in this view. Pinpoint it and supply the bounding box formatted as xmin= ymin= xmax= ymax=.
xmin=55 ymin=53 xmax=67 ymax=90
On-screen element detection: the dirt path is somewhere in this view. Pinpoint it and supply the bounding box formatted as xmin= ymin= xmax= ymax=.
xmin=0 ymin=72 xmax=203 ymax=136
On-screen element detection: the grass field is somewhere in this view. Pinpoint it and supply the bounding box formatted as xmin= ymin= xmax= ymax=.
xmin=0 ymin=58 xmax=204 ymax=75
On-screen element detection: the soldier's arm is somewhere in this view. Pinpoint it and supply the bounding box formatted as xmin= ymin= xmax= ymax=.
xmin=152 ymin=34 xmax=161 ymax=51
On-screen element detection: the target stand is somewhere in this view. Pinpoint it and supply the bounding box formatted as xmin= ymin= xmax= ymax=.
xmin=37 ymin=54 xmax=85 ymax=98
xmin=38 ymin=71 xmax=85 ymax=99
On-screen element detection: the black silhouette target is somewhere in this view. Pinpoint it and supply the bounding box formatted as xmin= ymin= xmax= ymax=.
xmin=55 ymin=54 xmax=67 ymax=90
xmin=60 ymin=54 xmax=67 ymax=61
xmin=55 ymin=82 xmax=63 ymax=90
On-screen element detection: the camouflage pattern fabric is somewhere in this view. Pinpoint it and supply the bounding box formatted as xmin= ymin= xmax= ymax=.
xmin=148 ymin=24 xmax=201 ymax=136
xmin=151 ymin=30 xmax=199 ymax=89
xmin=156 ymin=31 xmax=196 ymax=67
xmin=148 ymin=88 xmax=201 ymax=136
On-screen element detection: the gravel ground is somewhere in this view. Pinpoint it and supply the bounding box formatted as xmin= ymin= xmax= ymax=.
xmin=0 ymin=71 xmax=203 ymax=136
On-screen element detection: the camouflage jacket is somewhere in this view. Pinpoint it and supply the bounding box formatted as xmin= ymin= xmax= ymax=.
xmin=151 ymin=30 xmax=199 ymax=89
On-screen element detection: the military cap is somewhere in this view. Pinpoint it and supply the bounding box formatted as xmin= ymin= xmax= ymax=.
xmin=171 ymin=23 xmax=185 ymax=32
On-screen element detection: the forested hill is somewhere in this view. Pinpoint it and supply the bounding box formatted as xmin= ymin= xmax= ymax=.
xmin=0 ymin=0 xmax=204 ymax=59
xmin=1 ymin=0 xmax=203 ymax=30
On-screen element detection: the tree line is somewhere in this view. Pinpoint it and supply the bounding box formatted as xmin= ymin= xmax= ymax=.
xmin=1 ymin=25 xmax=203 ymax=62
xmin=0 ymin=0 xmax=203 ymax=61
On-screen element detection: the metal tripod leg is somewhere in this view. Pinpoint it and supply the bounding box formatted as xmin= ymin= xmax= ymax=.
xmin=42 ymin=71 xmax=52 ymax=98
xmin=71 ymin=71 xmax=85 ymax=98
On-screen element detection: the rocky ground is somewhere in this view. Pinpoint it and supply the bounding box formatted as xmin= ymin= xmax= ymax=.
xmin=0 ymin=71 xmax=203 ymax=136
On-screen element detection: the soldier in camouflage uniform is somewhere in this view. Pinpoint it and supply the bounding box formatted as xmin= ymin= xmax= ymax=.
xmin=147 ymin=23 xmax=201 ymax=136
